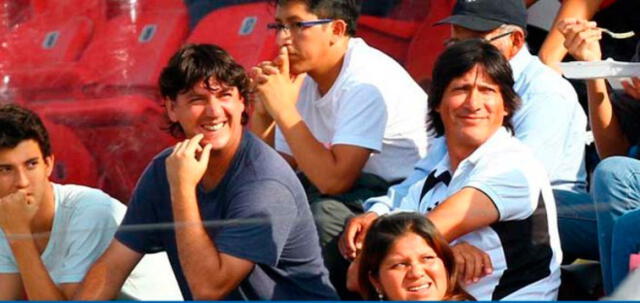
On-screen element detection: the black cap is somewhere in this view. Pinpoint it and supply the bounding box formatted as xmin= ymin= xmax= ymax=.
xmin=435 ymin=0 xmax=527 ymax=32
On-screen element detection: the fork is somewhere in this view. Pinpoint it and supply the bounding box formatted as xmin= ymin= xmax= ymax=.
xmin=600 ymin=28 xmax=635 ymax=39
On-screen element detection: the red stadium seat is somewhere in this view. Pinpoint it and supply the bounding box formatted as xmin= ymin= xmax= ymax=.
xmin=0 ymin=0 xmax=29 ymax=33
xmin=107 ymin=0 xmax=187 ymax=18
xmin=4 ymin=15 xmax=93 ymax=68
xmin=78 ymin=4 xmax=188 ymax=97
xmin=34 ymin=95 xmax=177 ymax=202
xmin=38 ymin=118 xmax=99 ymax=187
xmin=356 ymin=0 xmax=431 ymax=64
xmin=404 ymin=0 xmax=456 ymax=87
xmin=357 ymin=16 xmax=420 ymax=64
xmin=30 ymin=0 xmax=106 ymax=22
xmin=187 ymin=2 xmax=278 ymax=69
xmin=0 ymin=14 xmax=94 ymax=101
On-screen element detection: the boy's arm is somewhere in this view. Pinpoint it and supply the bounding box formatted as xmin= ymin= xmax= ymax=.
xmin=0 ymin=273 xmax=24 ymax=300
xmin=7 ymin=234 xmax=79 ymax=300
xmin=0 ymin=191 xmax=76 ymax=300
xmin=252 ymin=47 xmax=375 ymax=194
xmin=278 ymin=123 xmax=372 ymax=194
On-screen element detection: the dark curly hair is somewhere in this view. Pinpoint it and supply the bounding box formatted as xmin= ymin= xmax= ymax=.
xmin=158 ymin=43 xmax=251 ymax=138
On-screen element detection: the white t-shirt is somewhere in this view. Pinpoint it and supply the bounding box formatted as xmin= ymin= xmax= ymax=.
xmin=275 ymin=38 xmax=428 ymax=182
xmin=395 ymin=128 xmax=562 ymax=300
xmin=0 ymin=183 xmax=181 ymax=300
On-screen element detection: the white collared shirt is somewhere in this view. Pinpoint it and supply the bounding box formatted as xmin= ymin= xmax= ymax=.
xmin=393 ymin=128 xmax=562 ymax=300
xmin=509 ymin=46 xmax=587 ymax=191
xmin=365 ymin=45 xmax=588 ymax=213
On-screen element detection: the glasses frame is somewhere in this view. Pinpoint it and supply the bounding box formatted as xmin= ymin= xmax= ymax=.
xmin=443 ymin=30 xmax=515 ymax=47
xmin=266 ymin=19 xmax=333 ymax=34
xmin=487 ymin=31 xmax=514 ymax=42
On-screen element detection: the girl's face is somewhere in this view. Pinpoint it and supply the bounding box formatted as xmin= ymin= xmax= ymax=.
xmin=371 ymin=232 xmax=449 ymax=301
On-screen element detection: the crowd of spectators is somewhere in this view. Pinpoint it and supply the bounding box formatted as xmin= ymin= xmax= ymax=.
xmin=0 ymin=0 xmax=639 ymax=300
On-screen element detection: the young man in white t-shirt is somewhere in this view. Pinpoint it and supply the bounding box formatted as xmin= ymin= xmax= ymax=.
xmin=0 ymin=105 xmax=180 ymax=300
xmin=342 ymin=39 xmax=562 ymax=300
xmin=249 ymin=0 xmax=428 ymax=296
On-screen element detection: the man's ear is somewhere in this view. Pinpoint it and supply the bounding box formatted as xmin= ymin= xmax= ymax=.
xmin=509 ymin=29 xmax=526 ymax=57
xmin=165 ymin=98 xmax=178 ymax=122
xmin=44 ymin=155 xmax=54 ymax=178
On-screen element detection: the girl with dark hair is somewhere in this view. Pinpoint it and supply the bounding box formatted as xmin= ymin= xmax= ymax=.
xmin=353 ymin=212 xmax=474 ymax=301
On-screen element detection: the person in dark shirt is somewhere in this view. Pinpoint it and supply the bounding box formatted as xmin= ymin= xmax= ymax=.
xmin=73 ymin=43 xmax=337 ymax=300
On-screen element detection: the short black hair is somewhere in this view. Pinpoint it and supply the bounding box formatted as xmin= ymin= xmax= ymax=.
xmin=0 ymin=104 xmax=51 ymax=157
xmin=158 ymin=43 xmax=251 ymax=138
xmin=428 ymin=38 xmax=520 ymax=137
xmin=271 ymin=0 xmax=361 ymax=36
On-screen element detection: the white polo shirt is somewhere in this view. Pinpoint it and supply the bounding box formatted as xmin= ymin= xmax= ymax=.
xmin=395 ymin=128 xmax=562 ymax=300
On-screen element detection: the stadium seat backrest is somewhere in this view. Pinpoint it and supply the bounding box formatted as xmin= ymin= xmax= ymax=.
xmin=38 ymin=117 xmax=99 ymax=187
xmin=0 ymin=0 xmax=30 ymax=32
xmin=0 ymin=14 xmax=93 ymax=93
xmin=187 ymin=1 xmax=278 ymax=69
xmin=405 ymin=0 xmax=455 ymax=86
xmin=356 ymin=0 xmax=431 ymax=64
xmin=356 ymin=16 xmax=419 ymax=64
xmin=78 ymin=7 xmax=188 ymax=92
xmin=138 ymin=0 xmax=186 ymax=12
xmin=108 ymin=0 xmax=186 ymax=18
xmin=5 ymin=14 xmax=93 ymax=68
xmin=33 ymin=95 xmax=176 ymax=202
xmin=387 ymin=0 xmax=430 ymax=21
xmin=30 ymin=0 xmax=106 ymax=24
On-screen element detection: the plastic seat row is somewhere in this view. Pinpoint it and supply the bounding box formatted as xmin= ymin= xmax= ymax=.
xmin=1 ymin=0 xmax=455 ymax=203
xmin=356 ymin=0 xmax=456 ymax=87
xmin=2 ymin=0 xmax=453 ymax=100
xmin=0 ymin=0 xmax=189 ymax=102
xmin=0 ymin=1 xmax=279 ymax=202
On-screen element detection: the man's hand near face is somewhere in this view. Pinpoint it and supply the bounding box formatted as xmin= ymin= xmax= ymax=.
xmin=164 ymin=133 xmax=255 ymax=300
xmin=451 ymin=241 xmax=493 ymax=285
xmin=339 ymin=212 xmax=379 ymax=261
xmin=0 ymin=191 xmax=37 ymax=236
xmin=165 ymin=133 xmax=212 ymax=199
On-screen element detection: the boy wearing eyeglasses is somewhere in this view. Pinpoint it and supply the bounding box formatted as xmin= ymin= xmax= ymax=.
xmin=249 ymin=0 xmax=429 ymax=297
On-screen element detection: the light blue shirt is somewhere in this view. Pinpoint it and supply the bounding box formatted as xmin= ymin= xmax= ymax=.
xmin=365 ymin=46 xmax=588 ymax=215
